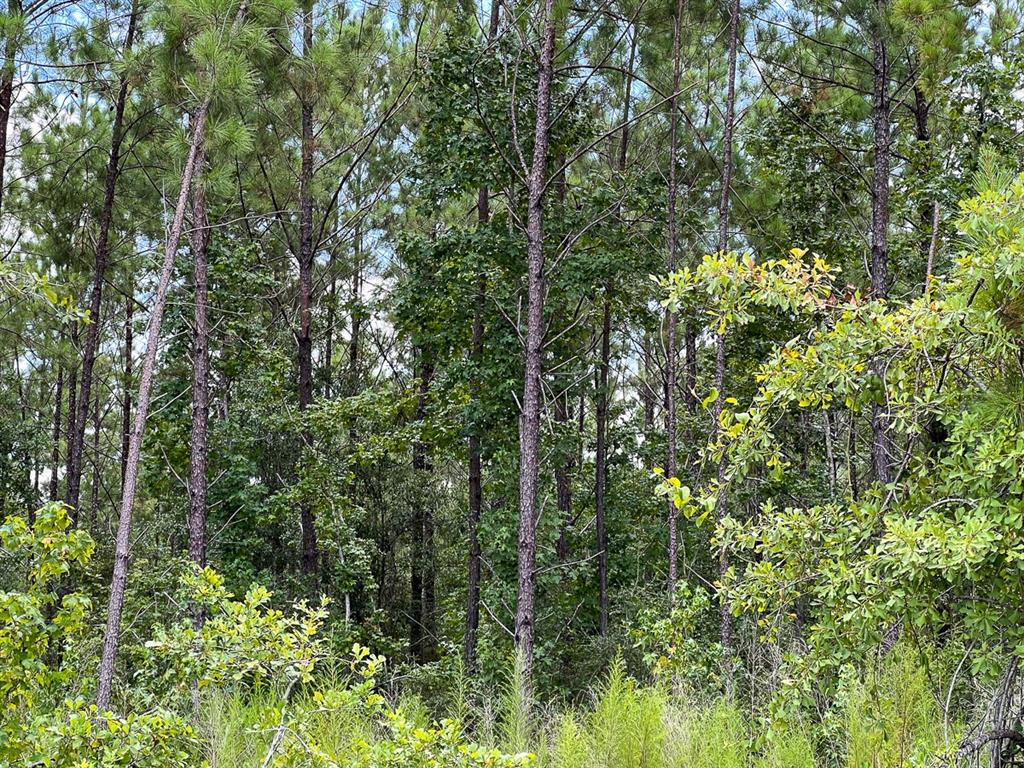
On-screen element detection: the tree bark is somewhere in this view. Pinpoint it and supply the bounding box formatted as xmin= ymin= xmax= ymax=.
xmin=96 ymin=98 xmax=211 ymax=712
xmin=297 ymin=0 xmax=320 ymax=581
xmin=64 ymin=351 xmax=78 ymax=517
xmin=121 ymin=295 xmax=133 ymax=489
xmin=0 ymin=0 xmax=21 ymax=216
xmin=514 ymin=0 xmax=558 ymax=681
xmin=595 ymin=292 xmax=611 ymax=636
xmin=187 ymin=154 xmax=211 ymax=592
xmin=64 ymin=0 xmax=139 ymax=518
xmin=89 ymin=392 xmax=101 ymax=529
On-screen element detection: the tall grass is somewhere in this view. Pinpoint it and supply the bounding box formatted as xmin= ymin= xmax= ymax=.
xmin=197 ymin=645 xmax=950 ymax=767
xmin=843 ymin=647 xmax=945 ymax=768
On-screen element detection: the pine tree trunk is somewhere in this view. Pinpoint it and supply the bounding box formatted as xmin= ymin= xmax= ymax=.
xmin=121 ymin=296 xmax=133 ymax=489
xmin=89 ymin=392 xmax=101 ymax=529
xmin=665 ymin=0 xmax=685 ymax=595
xmin=49 ymin=360 xmax=64 ymax=502
xmin=595 ymin=293 xmax=611 ymax=636
xmin=64 ymin=0 xmax=139 ymax=517
xmin=188 ymin=154 xmax=211 ymax=591
xmin=514 ymin=0 xmax=558 ymax=681
xmin=297 ymin=0 xmax=320 ymax=581
xmin=869 ymin=0 xmax=892 ymax=484
xmin=64 ymin=356 xmax=78 ymax=517
xmin=96 ymin=99 xmax=211 ymax=712
xmin=0 ymin=0 xmax=20 ymax=217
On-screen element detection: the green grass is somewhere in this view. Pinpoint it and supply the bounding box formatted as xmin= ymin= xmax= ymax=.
xmin=197 ymin=648 xmax=950 ymax=767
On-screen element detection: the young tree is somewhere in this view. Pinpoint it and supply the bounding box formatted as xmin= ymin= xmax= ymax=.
xmin=514 ymin=0 xmax=559 ymax=679
xmin=96 ymin=0 xmax=277 ymax=709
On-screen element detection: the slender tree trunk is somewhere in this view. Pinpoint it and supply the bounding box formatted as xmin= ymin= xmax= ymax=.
xmin=665 ymin=0 xmax=685 ymax=595
xmin=65 ymin=354 xmax=79 ymax=514
xmin=593 ymin=29 xmax=635 ymax=636
xmin=465 ymin=189 xmax=492 ymax=672
xmin=714 ymin=0 xmax=741 ymax=675
xmin=121 ymin=295 xmax=133 ymax=488
xmin=65 ymin=0 xmax=139 ymax=517
xmin=912 ymin=86 xmax=931 ymax=259
xmin=187 ymin=155 xmax=211 ymax=591
xmin=296 ymin=0 xmax=320 ymax=580
xmin=49 ymin=362 xmax=64 ymax=502
xmin=554 ymin=392 xmax=573 ymax=564
xmin=595 ymin=294 xmax=611 ymax=636
xmin=642 ymin=336 xmax=655 ymax=429
xmin=96 ymin=99 xmax=211 ymax=712
xmin=0 ymin=0 xmax=21 ymax=216
xmin=552 ymin=156 xmax=573 ymax=569
xmin=869 ymin=0 xmax=892 ymax=484
xmin=89 ymin=392 xmax=101 ymax=529
xmin=514 ymin=0 xmax=558 ymax=680
xmin=410 ymin=354 xmax=436 ymax=662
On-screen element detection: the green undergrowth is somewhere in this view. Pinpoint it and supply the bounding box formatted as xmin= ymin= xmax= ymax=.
xmin=200 ymin=653 xmax=950 ymax=768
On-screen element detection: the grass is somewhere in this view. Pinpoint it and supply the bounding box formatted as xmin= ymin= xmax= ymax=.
xmin=198 ymin=648 xmax=949 ymax=767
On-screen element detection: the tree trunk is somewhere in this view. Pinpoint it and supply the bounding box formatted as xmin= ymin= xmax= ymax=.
xmin=552 ymin=156 xmax=573 ymax=569
xmin=595 ymin=293 xmax=611 ymax=636
xmin=465 ymin=188 xmax=492 ymax=672
xmin=410 ymin=354 xmax=436 ymax=662
xmin=869 ymin=0 xmax=892 ymax=485
xmin=0 ymin=0 xmax=21 ymax=216
xmin=715 ymin=0 xmax=740 ymax=674
xmin=348 ymin=220 xmax=362 ymax=395
xmin=642 ymin=336 xmax=655 ymax=429
xmin=64 ymin=0 xmax=139 ymax=517
xmin=554 ymin=392 xmax=573 ymax=564
xmin=89 ymin=392 xmax=101 ymax=529
xmin=49 ymin=361 xmax=64 ymax=502
xmin=297 ymin=0 xmax=320 ymax=581
xmin=64 ymin=356 xmax=78 ymax=518
xmin=514 ymin=0 xmax=557 ymax=681
xmin=121 ymin=295 xmax=133 ymax=488
xmin=96 ymin=98 xmax=212 ymax=712
xmin=187 ymin=154 xmax=211 ymax=591
xmin=665 ymin=0 xmax=686 ymax=595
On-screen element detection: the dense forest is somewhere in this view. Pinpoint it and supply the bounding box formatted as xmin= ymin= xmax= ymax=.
xmin=3 ymin=0 xmax=1024 ymax=764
